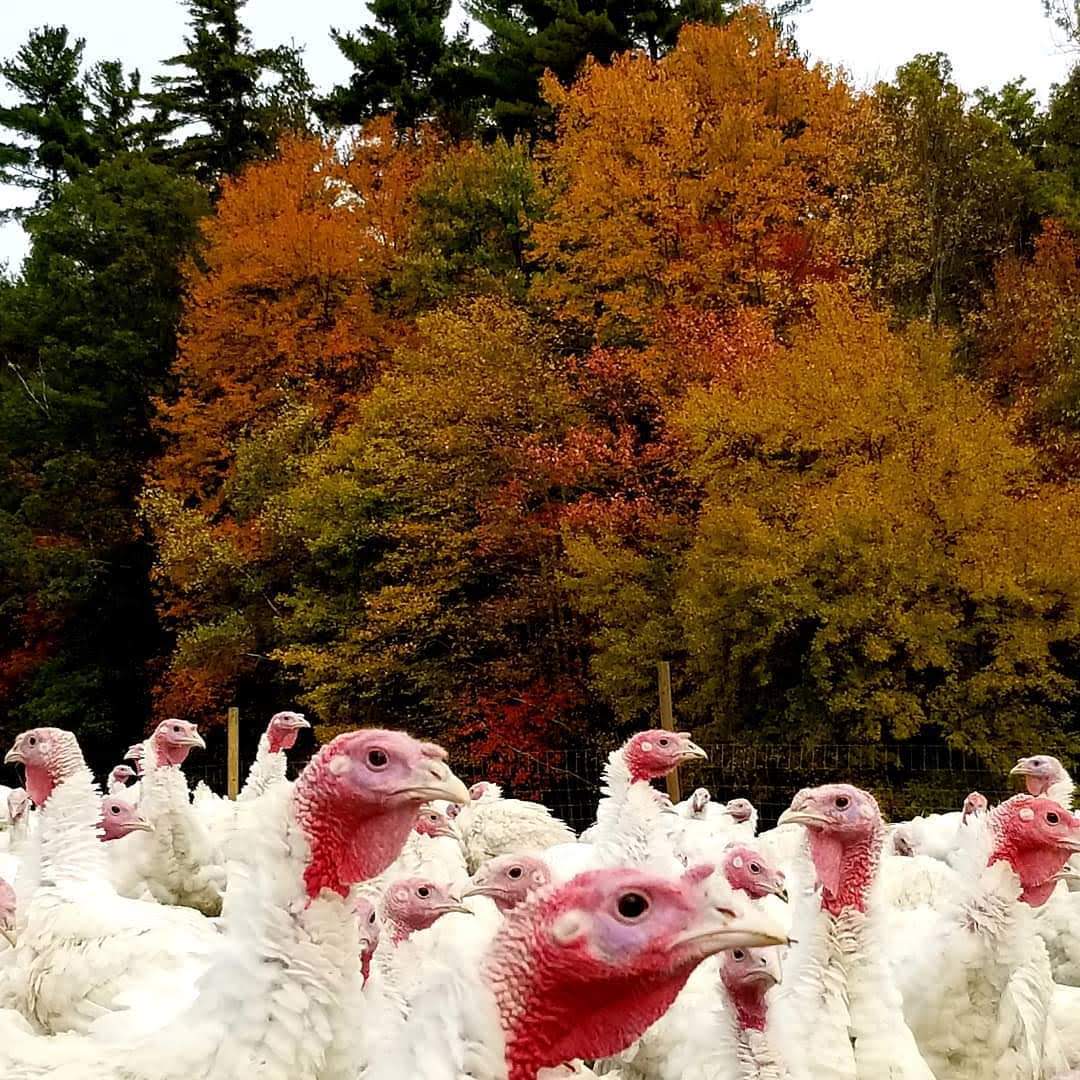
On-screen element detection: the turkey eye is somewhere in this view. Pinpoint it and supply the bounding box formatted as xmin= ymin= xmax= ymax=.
xmin=367 ymin=749 xmax=388 ymax=768
xmin=110 ymin=806 xmax=121 ymax=815
xmin=617 ymin=892 xmax=649 ymax=920
xmin=508 ymin=866 xmax=523 ymax=879
xmin=733 ymin=949 xmax=746 ymax=961
xmin=369 ymin=912 xmax=376 ymax=924
xmin=749 ymin=863 xmax=761 ymax=874
xmin=417 ymin=886 xmax=430 ymax=898
xmin=27 ymin=736 xmax=36 ymax=747
xmin=1048 ymin=812 xmax=1061 ymax=825
xmin=658 ymin=738 xmax=669 ymax=747
xmin=835 ymin=796 xmax=849 ymax=809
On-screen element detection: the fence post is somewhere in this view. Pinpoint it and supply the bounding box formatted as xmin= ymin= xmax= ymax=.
xmin=227 ymin=706 xmax=240 ymax=800
xmin=657 ymin=661 xmax=681 ymax=805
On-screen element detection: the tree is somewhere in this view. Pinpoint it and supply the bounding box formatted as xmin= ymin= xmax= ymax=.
xmin=395 ymin=137 xmax=543 ymax=306
xmin=0 ymin=155 xmax=206 ymax=762
xmin=144 ymin=124 xmax=435 ymax=718
xmin=468 ymin=0 xmax=808 ymax=140
xmin=843 ymin=53 xmax=1038 ymax=323
xmin=530 ymin=12 xmax=862 ymax=344
xmin=146 ymin=0 xmax=312 ymax=188
xmin=566 ymin=286 xmax=1080 ymax=764
xmin=0 ymin=27 xmax=97 ymax=214
xmin=315 ymin=0 xmax=478 ymax=134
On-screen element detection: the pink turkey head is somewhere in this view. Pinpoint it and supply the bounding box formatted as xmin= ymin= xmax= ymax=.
xmin=469 ymin=781 xmax=502 ymax=802
xmin=777 ymin=784 xmax=882 ymax=915
xmin=719 ymin=946 xmax=782 ymax=1033
xmin=489 ymin=863 xmax=787 ymax=1080
xmin=267 ymin=711 xmax=310 ymax=755
xmin=1010 ymin=756 xmax=1069 ymax=798
xmin=7 ymin=788 xmax=29 ymax=825
xmin=989 ymin=794 xmax=1080 ymax=906
xmin=294 ymin=729 xmax=469 ymax=899
xmin=689 ymin=788 xmax=711 ymax=817
xmin=382 ymin=878 xmax=471 ymax=943
xmin=962 ymin=791 xmax=989 ymax=823
xmin=98 ymin=796 xmax=153 ymax=841
xmin=466 ymin=854 xmax=552 ymax=912
xmin=721 ymin=845 xmax=787 ymax=902
xmin=352 ymin=895 xmax=381 ymax=983
xmin=723 ymin=798 xmax=756 ymax=825
xmin=149 ymin=720 xmax=205 ymax=767
xmin=891 ymin=825 xmax=916 ymax=857
xmin=108 ymin=765 xmax=136 ymax=791
xmin=622 ymin=730 xmax=707 ymax=783
xmin=5 ymin=728 xmax=83 ymax=806
xmin=414 ymin=807 xmax=457 ymax=840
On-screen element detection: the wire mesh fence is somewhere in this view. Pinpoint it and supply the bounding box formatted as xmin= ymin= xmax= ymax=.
xmin=187 ymin=740 xmax=1012 ymax=833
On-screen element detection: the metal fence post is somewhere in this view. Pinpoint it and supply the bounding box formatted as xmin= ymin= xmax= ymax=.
xmin=657 ymin=661 xmax=681 ymax=805
xmin=227 ymin=707 xmax=240 ymax=800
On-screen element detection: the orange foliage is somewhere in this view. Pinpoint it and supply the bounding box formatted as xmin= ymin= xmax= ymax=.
xmin=152 ymin=121 xmax=436 ymax=509
xmin=531 ymin=11 xmax=862 ymax=342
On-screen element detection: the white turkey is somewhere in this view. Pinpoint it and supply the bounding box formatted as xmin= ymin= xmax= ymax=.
xmin=0 ymin=727 xmax=470 ymax=1079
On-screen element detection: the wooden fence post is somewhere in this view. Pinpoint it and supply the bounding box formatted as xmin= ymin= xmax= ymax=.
xmin=227 ymin=706 xmax=240 ymax=800
xmin=657 ymin=661 xmax=681 ymax=805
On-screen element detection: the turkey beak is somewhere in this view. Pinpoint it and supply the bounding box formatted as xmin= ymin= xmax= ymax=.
xmin=396 ymin=761 xmax=470 ymax=806
xmin=176 ymin=731 xmax=206 ymax=750
xmin=127 ymin=817 xmax=154 ymax=833
xmin=3 ymin=745 xmax=23 ymax=766
xmin=769 ymin=881 xmax=789 ymax=903
xmin=1059 ymin=833 xmax=1080 ymax=854
xmin=777 ymin=806 xmax=830 ymax=828
xmin=743 ymin=948 xmax=782 ymax=987
xmin=679 ymin=740 xmax=708 ymax=762
xmin=437 ymin=897 xmax=473 ymax=917
xmin=675 ymin=897 xmax=788 ymax=954
xmin=1010 ymin=760 xmax=1034 ymax=777
xmin=292 ymin=717 xmax=311 ymax=731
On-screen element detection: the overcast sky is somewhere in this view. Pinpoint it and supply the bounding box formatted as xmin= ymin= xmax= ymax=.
xmin=0 ymin=0 xmax=1075 ymax=269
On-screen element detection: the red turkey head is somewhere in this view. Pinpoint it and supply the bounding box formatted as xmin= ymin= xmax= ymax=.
xmin=962 ymin=791 xmax=989 ymax=823
xmin=414 ymin=807 xmax=457 ymax=840
xmin=1010 ymin=755 xmax=1069 ymax=798
xmin=352 ymin=895 xmax=381 ymax=983
xmin=719 ymin=946 xmax=782 ymax=1032
xmin=295 ymin=729 xmax=470 ymax=898
xmin=383 ymin=877 xmax=471 ymax=943
xmin=466 ymin=854 xmax=552 ymax=912
xmin=5 ymin=728 xmax=83 ymax=806
xmin=623 ymin=731 xmax=707 ymax=782
xmin=150 ymin=719 xmax=205 ymax=767
xmin=267 ymin=711 xmax=310 ymax=754
xmin=108 ymin=765 xmax=136 ymax=790
xmin=777 ymin=784 xmax=882 ymax=915
xmin=98 ymin=796 xmax=153 ymax=841
xmin=490 ymin=863 xmax=787 ymax=1080
xmin=989 ymin=794 xmax=1080 ymax=906
xmin=721 ymin=845 xmax=787 ymax=902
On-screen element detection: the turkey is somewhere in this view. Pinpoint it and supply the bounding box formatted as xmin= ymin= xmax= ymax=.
xmin=1011 ymin=755 xmax=1075 ymax=808
xmin=123 ymin=718 xmax=225 ymax=915
xmin=886 ymin=794 xmax=1080 ymax=1080
xmin=363 ymin=862 xmax=788 ymax=1080
xmin=0 ymin=727 xmax=219 ymax=1036
xmin=381 ymin=877 xmax=472 ymax=945
xmin=770 ymin=784 xmax=935 ymax=1080
xmin=362 ymin=806 xmax=469 ymax=895
xmin=888 ymin=791 xmax=989 ymax=864
xmin=104 ymin=766 xmax=136 ymax=798
xmin=453 ymin=781 xmax=576 ymax=874
xmin=96 ymin=796 xmax=151 ymax=842
xmin=465 ymin=854 xmax=553 ymax=912
xmin=0 ymin=727 xmax=470 ymax=1079
xmin=660 ymin=946 xmax=790 ymax=1080
xmin=237 ymin=710 xmax=310 ymax=802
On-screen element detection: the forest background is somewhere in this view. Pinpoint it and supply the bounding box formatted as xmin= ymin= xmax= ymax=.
xmin=6 ymin=0 xmax=1080 ymax=795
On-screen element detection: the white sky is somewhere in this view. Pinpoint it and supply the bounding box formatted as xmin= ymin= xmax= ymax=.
xmin=0 ymin=0 xmax=1075 ymax=270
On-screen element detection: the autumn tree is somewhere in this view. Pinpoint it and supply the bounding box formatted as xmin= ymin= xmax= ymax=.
xmin=566 ymin=286 xmax=1080 ymax=764
xmin=843 ymin=53 xmax=1037 ymax=323
xmin=969 ymin=220 xmax=1080 ymax=473
xmin=530 ymin=11 xmax=862 ymax=344
xmin=144 ymin=123 xmax=436 ymax=718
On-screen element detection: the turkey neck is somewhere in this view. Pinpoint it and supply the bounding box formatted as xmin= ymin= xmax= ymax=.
xmin=809 ymin=823 xmax=883 ymax=916
xmin=30 ymin=766 xmax=107 ymax=891
xmin=238 ymin=730 xmax=288 ymax=803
